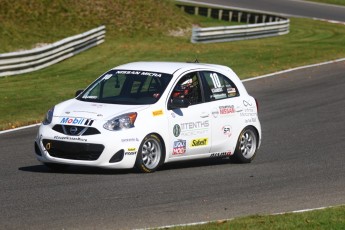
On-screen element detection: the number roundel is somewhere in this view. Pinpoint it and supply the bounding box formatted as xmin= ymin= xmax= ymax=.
xmin=210 ymin=73 xmax=221 ymax=88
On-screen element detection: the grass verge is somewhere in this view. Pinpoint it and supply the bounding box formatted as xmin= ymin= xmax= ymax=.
xmin=169 ymin=206 xmax=345 ymax=230
xmin=307 ymin=0 xmax=345 ymax=6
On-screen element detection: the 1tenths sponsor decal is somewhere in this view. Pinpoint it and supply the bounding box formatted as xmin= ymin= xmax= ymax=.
xmin=190 ymin=138 xmax=208 ymax=147
xmin=173 ymin=124 xmax=181 ymax=137
xmin=60 ymin=117 xmax=94 ymax=126
xmin=173 ymin=121 xmax=209 ymax=137
xmin=173 ymin=140 xmax=186 ymax=155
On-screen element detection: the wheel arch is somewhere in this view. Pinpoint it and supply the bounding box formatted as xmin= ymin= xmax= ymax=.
xmin=147 ymin=132 xmax=167 ymax=162
xmin=244 ymin=125 xmax=260 ymax=149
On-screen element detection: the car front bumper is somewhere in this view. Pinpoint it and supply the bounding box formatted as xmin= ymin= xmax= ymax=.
xmin=34 ymin=124 xmax=142 ymax=169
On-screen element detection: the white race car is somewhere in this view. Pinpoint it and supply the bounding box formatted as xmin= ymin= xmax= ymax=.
xmin=34 ymin=62 xmax=262 ymax=173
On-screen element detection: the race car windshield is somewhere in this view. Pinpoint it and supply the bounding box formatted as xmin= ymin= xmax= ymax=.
xmin=77 ymin=70 xmax=172 ymax=105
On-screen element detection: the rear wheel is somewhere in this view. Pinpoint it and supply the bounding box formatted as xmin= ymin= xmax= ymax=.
xmin=231 ymin=127 xmax=258 ymax=163
xmin=135 ymin=134 xmax=164 ymax=173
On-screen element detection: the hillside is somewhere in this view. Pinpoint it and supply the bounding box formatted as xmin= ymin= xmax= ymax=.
xmin=0 ymin=0 xmax=193 ymax=52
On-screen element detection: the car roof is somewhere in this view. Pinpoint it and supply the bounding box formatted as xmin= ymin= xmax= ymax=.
xmin=112 ymin=61 xmax=232 ymax=75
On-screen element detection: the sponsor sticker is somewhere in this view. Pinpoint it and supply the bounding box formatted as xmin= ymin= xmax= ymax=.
xmin=53 ymin=136 xmax=87 ymax=142
xmin=60 ymin=117 xmax=94 ymax=126
xmin=173 ymin=124 xmax=181 ymax=137
xmin=240 ymin=102 xmax=257 ymax=117
xmin=219 ymin=105 xmax=235 ymax=115
xmin=152 ymin=110 xmax=163 ymax=116
xmin=222 ymin=125 xmax=232 ymax=137
xmin=173 ymin=121 xmax=210 ymax=137
xmin=245 ymin=118 xmax=257 ymax=123
xmin=227 ymin=87 xmax=237 ymax=96
xmin=115 ymin=70 xmax=162 ymax=77
xmin=211 ymin=87 xmax=224 ymax=93
xmin=210 ymin=152 xmax=232 ymax=157
xmin=190 ymin=138 xmax=208 ymax=147
xmin=243 ymin=100 xmax=253 ymax=107
xmin=121 ymin=138 xmax=139 ymax=142
xmin=173 ymin=140 xmax=186 ymax=155
xmin=211 ymin=108 xmax=219 ymax=118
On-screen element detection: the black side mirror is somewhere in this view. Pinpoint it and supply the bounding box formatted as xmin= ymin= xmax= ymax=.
xmin=168 ymin=98 xmax=190 ymax=110
xmin=75 ymin=89 xmax=84 ymax=97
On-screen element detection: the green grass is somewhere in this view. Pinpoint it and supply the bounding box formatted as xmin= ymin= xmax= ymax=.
xmin=170 ymin=206 xmax=345 ymax=230
xmin=307 ymin=0 xmax=345 ymax=6
xmin=0 ymin=0 xmax=194 ymax=52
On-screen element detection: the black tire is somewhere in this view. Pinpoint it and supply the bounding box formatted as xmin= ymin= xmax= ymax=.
xmin=230 ymin=126 xmax=258 ymax=163
xmin=135 ymin=134 xmax=165 ymax=173
xmin=44 ymin=163 xmax=69 ymax=171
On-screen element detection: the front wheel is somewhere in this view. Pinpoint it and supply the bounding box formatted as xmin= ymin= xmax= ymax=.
xmin=230 ymin=127 xmax=258 ymax=163
xmin=135 ymin=134 xmax=165 ymax=173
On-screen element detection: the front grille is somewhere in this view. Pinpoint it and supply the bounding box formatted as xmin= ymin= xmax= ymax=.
xmin=42 ymin=139 xmax=104 ymax=161
xmin=53 ymin=125 xmax=101 ymax=136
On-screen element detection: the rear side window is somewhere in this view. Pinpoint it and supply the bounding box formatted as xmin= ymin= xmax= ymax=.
xmin=201 ymin=71 xmax=239 ymax=102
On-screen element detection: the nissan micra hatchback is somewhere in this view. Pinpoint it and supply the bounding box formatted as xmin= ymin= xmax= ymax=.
xmin=35 ymin=62 xmax=261 ymax=173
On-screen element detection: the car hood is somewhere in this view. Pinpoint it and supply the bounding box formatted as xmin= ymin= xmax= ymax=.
xmin=53 ymin=99 xmax=150 ymax=121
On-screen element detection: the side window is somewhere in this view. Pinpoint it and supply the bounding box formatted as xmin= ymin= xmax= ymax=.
xmin=171 ymin=72 xmax=202 ymax=106
xmin=202 ymin=71 xmax=239 ymax=102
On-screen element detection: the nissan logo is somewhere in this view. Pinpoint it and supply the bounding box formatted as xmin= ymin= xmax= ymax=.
xmin=70 ymin=126 xmax=79 ymax=135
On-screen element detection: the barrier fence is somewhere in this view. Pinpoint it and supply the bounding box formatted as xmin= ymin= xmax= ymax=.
xmin=0 ymin=1 xmax=289 ymax=76
xmin=0 ymin=25 xmax=105 ymax=77
xmin=176 ymin=0 xmax=290 ymax=43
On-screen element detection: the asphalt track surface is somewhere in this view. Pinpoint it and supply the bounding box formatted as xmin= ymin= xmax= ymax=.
xmin=192 ymin=0 xmax=345 ymax=22
xmin=1 ymin=60 xmax=345 ymax=229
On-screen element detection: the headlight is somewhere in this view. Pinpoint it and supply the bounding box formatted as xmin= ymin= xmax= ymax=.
xmin=103 ymin=112 xmax=137 ymax=131
xmin=42 ymin=106 xmax=55 ymax=125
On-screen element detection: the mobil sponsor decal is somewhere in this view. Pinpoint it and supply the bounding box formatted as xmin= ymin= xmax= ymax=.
xmin=173 ymin=140 xmax=186 ymax=155
xmin=190 ymin=138 xmax=208 ymax=147
xmin=60 ymin=117 xmax=94 ymax=126
xmin=219 ymin=105 xmax=235 ymax=115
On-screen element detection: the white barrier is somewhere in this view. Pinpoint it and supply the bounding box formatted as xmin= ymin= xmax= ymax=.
xmin=192 ymin=19 xmax=289 ymax=43
xmin=176 ymin=0 xmax=290 ymax=43
xmin=0 ymin=25 xmax=105 ymax=77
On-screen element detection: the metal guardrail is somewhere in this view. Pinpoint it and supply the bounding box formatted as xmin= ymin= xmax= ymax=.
xmin=0 ymin=25 xmax=105 ymax=77
xmin=176 ymin=0 xmax=290 ymax=43
xmin=192 ymin=20 xmax=290 ymax=43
